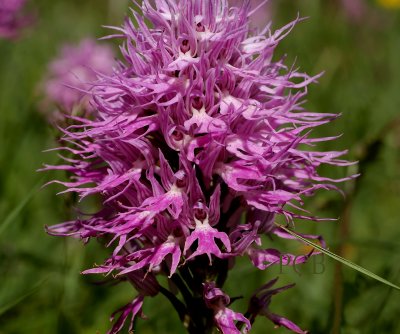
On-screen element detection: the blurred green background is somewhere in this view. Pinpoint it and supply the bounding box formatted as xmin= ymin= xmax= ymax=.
xmin=1 ymin=0 xmax=400 ymax=333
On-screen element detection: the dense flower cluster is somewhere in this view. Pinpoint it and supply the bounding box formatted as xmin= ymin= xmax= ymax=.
xmin=45 ymin=1 xmax=352 ymax=333
xmin=0 ymin=0 xmax=31 ymax=39
xmin=43 ymin=39 xmax=115 ymax=114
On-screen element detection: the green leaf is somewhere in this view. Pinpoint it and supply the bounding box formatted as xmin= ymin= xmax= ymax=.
xmin=275 ymin=223 xmax=400 ymax=291
xmin=0 ymin=179 xmax=42 ymax=236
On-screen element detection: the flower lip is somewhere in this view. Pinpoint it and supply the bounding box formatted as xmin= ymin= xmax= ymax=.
xmin=172 ymin=226 xmax=184 ymax=238
xmin=191 ymin=95 xmax=204 ymax=110
xmin=196 ymin=21 xmax=206 ymax=32
xmin=193 ymin=202 xmax=208 ymax=221
xmin=180 ymin=39 xmax=190 ymax=53
xmin=172 ymin=129 xmax=184 ymax=141
xmin=203 ymin=282 xmax=230 ymax=308
xmin=175 ymin=177 xmax=187 ymax=189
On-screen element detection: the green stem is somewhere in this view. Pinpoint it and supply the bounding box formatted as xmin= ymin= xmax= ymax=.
xmin=159 ymin=285 xmax=187 ymax=322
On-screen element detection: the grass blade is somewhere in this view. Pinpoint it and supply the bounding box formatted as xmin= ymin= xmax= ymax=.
xmin=275 ymin=223 xmax=400 ymax=290
xmin=0 ymin=277 xmax=48 ymax=316
xmin=0 ymin=179 xmax=42 ymax=236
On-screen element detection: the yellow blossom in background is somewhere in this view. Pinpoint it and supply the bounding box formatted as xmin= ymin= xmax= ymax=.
xmin=378 ymin=0 xmax=400 ymax=9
